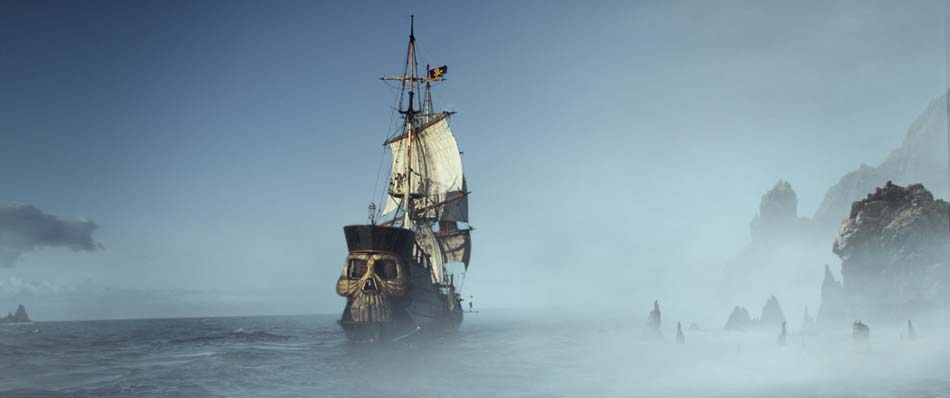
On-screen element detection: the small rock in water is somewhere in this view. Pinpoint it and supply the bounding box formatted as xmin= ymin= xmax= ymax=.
xmin=852 ymin=320 xmax=870 ymax=340
xmin=643 ymin=300 xmax=663 ymax=340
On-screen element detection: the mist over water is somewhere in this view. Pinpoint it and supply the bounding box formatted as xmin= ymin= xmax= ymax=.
xmin=4 ymin=1 xmax=950 ymax=396
xmin=2 ymin=311 xmax=950 ymax=397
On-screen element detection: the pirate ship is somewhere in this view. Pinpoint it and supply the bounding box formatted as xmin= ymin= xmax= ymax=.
xmin=336 ymin=17 xmax=472 ymax=342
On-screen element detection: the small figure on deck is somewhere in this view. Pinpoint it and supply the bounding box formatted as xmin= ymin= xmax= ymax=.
xmin=777 ymin=321 xmax=787 ymax=346
xmin=906 ymin=319 xmax=916 ymax=342
xmin=675 ymin=322 xmax=685 ymax=344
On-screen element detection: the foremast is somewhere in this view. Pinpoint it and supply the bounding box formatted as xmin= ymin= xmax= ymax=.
xmin=379 ymin=16 xmax=472 ymax=287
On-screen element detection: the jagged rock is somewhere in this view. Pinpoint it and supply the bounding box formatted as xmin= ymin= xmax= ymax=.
xmin=814 ymin=165 xmax=891 ymax=233
xmin=751 ymin=180 xmax=809 ymax=241
xmin=725 ymin=296 xmax=789 ymax=331
xmin=760 ymin=295 xmax=786 ymax=328
xmin=724 ymin=306 xmax=753 ymax=331
xmin=833 ymin=182 xmax=950 ymax=321
xmin=817 ymin=264 xmax=848 ymax=326
xmin=675 ymin=322 xmax=685 ymax=344
xmin=722 ymin=180 xmax=828 ymax=302
xmin=0 ymin=304 xmax=31 ymax=324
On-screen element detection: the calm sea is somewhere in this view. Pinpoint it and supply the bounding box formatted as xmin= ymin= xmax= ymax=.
xmin=1 ymin=311 xmax=948 ymax=397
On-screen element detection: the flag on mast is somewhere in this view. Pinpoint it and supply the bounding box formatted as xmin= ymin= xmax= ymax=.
xmin=428 ymin=65 xmax=447 ymax=79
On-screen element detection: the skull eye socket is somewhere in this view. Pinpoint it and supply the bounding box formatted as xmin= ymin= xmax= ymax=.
xmin=347 ymin=259 xmax=368 ymax=279
xmin=374 ymin=260 xmax=398 ymax=280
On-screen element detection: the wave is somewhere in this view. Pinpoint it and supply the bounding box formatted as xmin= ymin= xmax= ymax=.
xmin=170 ymin=328 xmax=292 ymax=345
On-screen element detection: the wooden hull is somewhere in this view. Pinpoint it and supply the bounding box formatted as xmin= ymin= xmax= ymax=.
xmin=337 ymin=224 xmax=463 ymax=343
xmin=339 ymin=288 xmax=463 ymax=343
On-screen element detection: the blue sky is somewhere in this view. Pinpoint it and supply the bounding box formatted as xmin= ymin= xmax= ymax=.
xmin=1 ymin=0 xmax=947 ymax=319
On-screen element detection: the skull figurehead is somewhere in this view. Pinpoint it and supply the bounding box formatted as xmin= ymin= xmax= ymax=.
xmin=337 ymin=225 xmax=416 ymax=324
xmin=336 ymin=252 xmax=407 ymax=322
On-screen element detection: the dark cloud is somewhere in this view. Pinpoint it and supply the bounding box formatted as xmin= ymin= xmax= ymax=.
xmin=0 ymin=204 xmax=102 ymax=267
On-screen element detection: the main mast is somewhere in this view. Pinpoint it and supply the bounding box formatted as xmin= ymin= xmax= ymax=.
xmin=402 ymin=15 xmax=418 ymax=230
xmin=381 ymin=16 xmax=455 ymax=244
xmin=383 ymin=16 xmax=443 ymax=230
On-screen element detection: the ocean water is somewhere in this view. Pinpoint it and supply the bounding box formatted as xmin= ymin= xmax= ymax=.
xmin=1 ymin=311 xmax=949 ymax=397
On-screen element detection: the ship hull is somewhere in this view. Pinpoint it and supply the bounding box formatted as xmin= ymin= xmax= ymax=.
xmin=339 ymin=284 xmax=463 ymax=342
xmin=336 ymin=224 xmax=463 ymax=343
xmin=338 ymin=310 xmax=462 ymax=343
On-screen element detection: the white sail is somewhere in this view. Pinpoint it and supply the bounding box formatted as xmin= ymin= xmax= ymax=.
xmin=382 ymin=115 xmax=465 ymax=218
xmin=417 ymin=224 xmax=445 ymax=284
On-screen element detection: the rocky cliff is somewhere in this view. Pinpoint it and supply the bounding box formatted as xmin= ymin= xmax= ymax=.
xmin=723 ymin=95 xmax=950 ymax=323
xmin=832 ymin=182 xmax=950 ymax=321
xmin=814 ymin=96 xmax=950 ymax=231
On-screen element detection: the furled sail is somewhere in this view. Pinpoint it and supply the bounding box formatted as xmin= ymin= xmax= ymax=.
xmin=416 ymin=224 xmax=445 ymax=284
xmin=438 ymin=178 xmax=468 ymax=223
xmin=382 ymin=114 xmax=465 ymax=220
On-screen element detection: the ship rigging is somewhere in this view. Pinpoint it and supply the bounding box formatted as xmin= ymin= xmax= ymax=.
xmin=335 ymin=16 xmax=472 ymax=342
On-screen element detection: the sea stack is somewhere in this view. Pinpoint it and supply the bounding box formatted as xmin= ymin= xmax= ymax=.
xmin=760 ymin=295 xmax=786 ymax=329
xmin=777 ymin=321 xmax=787 ymax=346
xmin=852 ymin=320 xmax=871 ymax=352
xmin=675 ymin=322 xmax=685 ymax=344
xmin=1 ymin=304 xmax=31 ymax=324
xmin=852 ymin=320 xmax=870 ymax=341
xmin=645 ymin=300 xmax=663 ymax=339
xmin=817 ymin=264 xmax=847 ymax=326
xmin=724 ymin=306 xmax=753 ymax=331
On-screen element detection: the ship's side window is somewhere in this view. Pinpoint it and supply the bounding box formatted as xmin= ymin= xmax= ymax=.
xmin=347 ymin=259 xmax=368 ymax=279
xmin=374 ymin=259 xmax=398 ymax=280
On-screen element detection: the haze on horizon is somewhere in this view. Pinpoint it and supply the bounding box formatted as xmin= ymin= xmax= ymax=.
xmin=1 ymin=0 xmax=947 ymax=321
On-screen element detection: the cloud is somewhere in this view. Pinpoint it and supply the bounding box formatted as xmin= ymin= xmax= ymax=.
xmin=0 ymin=204 xmax=103 ymax=267
xmin=0 ymin=276 xmax=70 ymax=297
